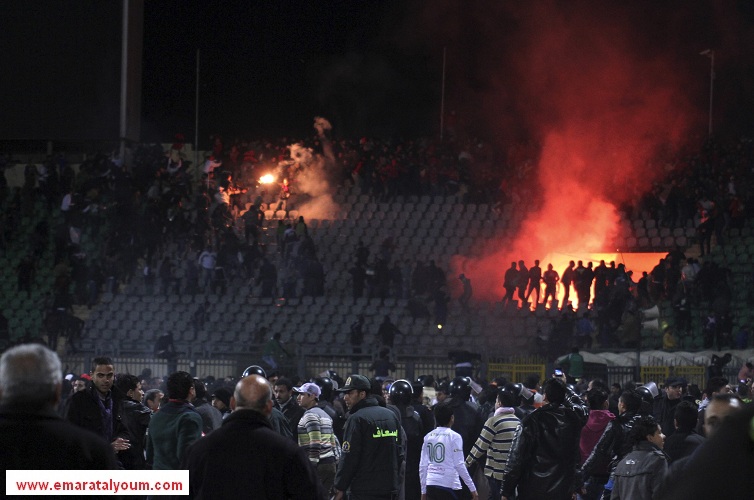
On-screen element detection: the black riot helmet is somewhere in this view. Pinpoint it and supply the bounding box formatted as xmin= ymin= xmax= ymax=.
xmin=437 ymin=380 xmax=450 ymax=396
xmin=416 ymin=374 xmax=436 ymax=389
xmin=327 ymin=370 xmax=344 ymax=388
xmin=389 ymin=379 xmax=414 ymax=406
xmin=635 ymin=385 xmax=656 ymax=416
xmin=502 ymin=383 xmax=523 ymax=406
xmin=242 ymin=365 xmax=266 ymax=379
xmin=313 ymin=377 xmax=334 ymax=401
xmin=448 ymin=376 xmax=472 ymax=401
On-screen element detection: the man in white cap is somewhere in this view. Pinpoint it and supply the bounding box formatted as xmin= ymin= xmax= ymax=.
xmin=295 ymin=382 xmax=340 ymax=496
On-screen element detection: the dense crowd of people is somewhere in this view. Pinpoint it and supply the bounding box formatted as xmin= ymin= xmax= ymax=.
xmin=2 ymin=343 xmax=753 ymax=498
xmin=1 ymin=131 xmax=754 ymax=357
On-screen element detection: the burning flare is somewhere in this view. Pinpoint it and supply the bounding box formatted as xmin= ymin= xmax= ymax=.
xmin=259 ymin=174 xmax=275 ymax=184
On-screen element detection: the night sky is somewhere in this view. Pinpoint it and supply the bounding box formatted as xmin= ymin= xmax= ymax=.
xmin=2 ymin=1 xmax=753 ymax=145
xmin=140 ymin=1 xmax=438 ymax=142
xmin=139 ymin=0 xmax=754 ymax=146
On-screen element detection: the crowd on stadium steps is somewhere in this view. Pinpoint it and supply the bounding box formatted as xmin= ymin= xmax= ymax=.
xmin=3 ymin=343 xmax=754 ymax=498
xmin=1 ymin=134 xmax=754 ymax=354
xmin=498 ymin=249 xmax=742 ymax=353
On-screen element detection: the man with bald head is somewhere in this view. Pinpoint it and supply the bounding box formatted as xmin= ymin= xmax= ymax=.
xmin=0 ymin=344 xmax=117 ymax=478
xmin=182 ymin=375 xmax=325 ymax=499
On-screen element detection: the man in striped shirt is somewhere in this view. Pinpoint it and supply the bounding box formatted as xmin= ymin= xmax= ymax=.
xmin=295 ymin=382 xmax=339 ymax=496
xmin=465 ymin=389 xmax=521 ymax=500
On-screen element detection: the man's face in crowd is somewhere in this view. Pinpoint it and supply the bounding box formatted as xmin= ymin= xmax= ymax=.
xmin=343 ymin=389 xmax=366 ymax=410
xmin=666 ymin=384 xmax=683 ymax=400
xmin=296 ymin=392 xmax=317 ymax=410
xmin=211 ymin=396 xmax=227 ymax=411
xmin=274 ymin=384 xmax=292 ymax=405
xmin=128 ymin=382 xmax=144 ymax=402
xmin=714 ymin=384 xmax=732 ymax=396
xmin=72 ymin=379 xmax=87 ymax=393
xmin=147 ymin=391 xmax=164 ymax=412
xmin=436 ymin=391 xmax=448 ymax=403
xmin=647 ymin=424 xmax=665 ymax=450
xmin=91 ymin=364 xmax=115 ymax=396
xmin=705 ymin=398 xmax=741 ymax=438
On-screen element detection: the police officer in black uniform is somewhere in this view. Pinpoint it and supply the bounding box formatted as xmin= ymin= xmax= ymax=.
xmin=334 ymin=374 xmax=403 ymax=500
xmin=389 ymin=380 xmax=425 ymax=500
xmin=446 ymin=376 xmax=485 ymax=500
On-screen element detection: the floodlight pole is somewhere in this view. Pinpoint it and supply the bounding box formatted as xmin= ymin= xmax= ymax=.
xmin=440 ymin=46 xmax=446 ymax=142
xmin=195 ymin=48 xmax=201 ymax=177
xmin=700 ymin=49 xmax=714 ymax=138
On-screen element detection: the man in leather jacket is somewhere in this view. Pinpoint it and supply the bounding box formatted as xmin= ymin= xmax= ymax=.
xmin=502 ymin=376 xmax=588 ymax=500
xmin=611 ymin=416 xmax=668 ymax=499
xmin=579 ymin=390 xmax=643 ymax=500
xmin=115 ymin=374 xmax=151 ymax=469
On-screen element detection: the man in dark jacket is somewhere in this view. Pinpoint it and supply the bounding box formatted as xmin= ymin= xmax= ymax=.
xmin=446 ymin=376 xmax=485 ymax=500
xmin=662 ymin=400 xmax=705 ymax=463
xmin=275 ymin=377 xmax=305 ymax=434
xmin=0 ymin=344 xmax=117 ymax=493
xmin=580 ymin=390 xmax=643 ymax=500
xmin=502 ymin=377 xmax=588 ymax=500
xmin=656 ymin=396 xmax=751 ymax=500
xmin=114 ymin=373 xmax=151 ymax=469
xmin=66 ymin=356 xmax=130 ymax=454
xmin=611 ymin=416 xmax=668 ymax=500
xmin=334 ymin=374 xmax=404 ymax=500
xmin=446 ymin=376 xmax=485 ymax=458
xmin=182 ymin=374 xmax=325 ymax=499
xmin=193 ymin=378 xmax=222 ymax=435
xmin=652 ymin=376 xmax=686 ymax=437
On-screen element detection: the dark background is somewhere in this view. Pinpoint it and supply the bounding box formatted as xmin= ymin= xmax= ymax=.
xmin=2 ymin=1 xmax=753 ymax=147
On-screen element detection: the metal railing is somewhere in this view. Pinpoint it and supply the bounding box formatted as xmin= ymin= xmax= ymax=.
xmin=57 ymin=352 xmax=722 ymax=391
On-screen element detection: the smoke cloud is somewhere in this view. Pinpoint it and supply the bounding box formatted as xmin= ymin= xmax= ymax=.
xmin=283 ymin=118 xmax=339 ymax=219
xmin=436 ymin=2 xmax=703 ymax=301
